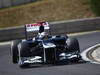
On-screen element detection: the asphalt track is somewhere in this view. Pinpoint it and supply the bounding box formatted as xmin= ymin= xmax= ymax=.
xmin=0 ymin=32 xmax=100 ymax=75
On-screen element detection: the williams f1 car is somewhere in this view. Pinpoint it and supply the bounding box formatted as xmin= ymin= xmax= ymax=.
xmin=11 ymin=22 xmax=81 ymax=67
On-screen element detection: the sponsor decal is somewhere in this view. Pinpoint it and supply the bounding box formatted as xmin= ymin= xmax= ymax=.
xmin=26 ymin=22 xmax=49 ymax=32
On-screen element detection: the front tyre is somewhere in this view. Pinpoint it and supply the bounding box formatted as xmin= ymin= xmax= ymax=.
xmin=11 ymin=40 xmax=21 ymax=64
xmin=66 ymin=38 xmax=81 ymax=62
xmin=18 ymin=42 xmax=31 ymax=68
xmin=66 ymin=38 xmax=80 ymax=52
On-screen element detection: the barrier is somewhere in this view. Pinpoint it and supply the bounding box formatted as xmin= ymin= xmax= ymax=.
xmin=0 ymin=17 xmax=100 ymax=42
xmin=0 ymin=0 xmax=35 ymax=8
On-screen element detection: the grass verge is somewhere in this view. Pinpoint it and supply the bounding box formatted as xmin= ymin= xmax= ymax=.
xmin=90 ymin=0 xmax=100 ymax=16
xmin=0 ymin=0 xmax=96 ymax=28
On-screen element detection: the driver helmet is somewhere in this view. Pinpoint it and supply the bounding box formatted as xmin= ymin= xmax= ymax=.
xmin=38 ymin=32 xmax=47 ymax=38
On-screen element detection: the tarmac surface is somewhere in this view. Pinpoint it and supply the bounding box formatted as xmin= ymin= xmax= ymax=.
xmin=0 ymin=31 xmax=100 ymax=75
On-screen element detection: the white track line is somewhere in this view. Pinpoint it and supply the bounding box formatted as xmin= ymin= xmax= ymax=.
xmin=68 ymin=30 xmax=100 ymax=36
xmin=0 ymin=41 xmax=11 ymax=45
xmin=81 ymin=44 xmax=100 ymax=64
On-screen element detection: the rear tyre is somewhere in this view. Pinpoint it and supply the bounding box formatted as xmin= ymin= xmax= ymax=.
xmin=11 ymin=40 xmax=21 ymax=64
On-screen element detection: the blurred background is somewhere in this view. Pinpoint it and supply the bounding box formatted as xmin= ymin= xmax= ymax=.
xmin=0 ymin=0 xmax=100 ymax=28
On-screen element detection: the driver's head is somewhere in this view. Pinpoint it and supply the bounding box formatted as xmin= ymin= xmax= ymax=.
xmin=39 ymin=23 xmax=44 ymax=33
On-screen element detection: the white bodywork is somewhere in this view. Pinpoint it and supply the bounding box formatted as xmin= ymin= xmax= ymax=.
xmin=43 ymin=43 xmax=56 ymax=48
xmin=59 ymin=53 xmax=78 ymax=60
xmin=24 ymin=56 xmax=42 ymax=63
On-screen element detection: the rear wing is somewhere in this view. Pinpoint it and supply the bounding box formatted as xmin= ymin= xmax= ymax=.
xmin=25 ymin=22 xmax=49 ymax=32
xmin=25 ymin=22 xmax=50 ymax=39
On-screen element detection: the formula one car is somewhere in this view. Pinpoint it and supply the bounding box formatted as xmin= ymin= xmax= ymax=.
xmin=11 ymin=22 xmax=81 ymax=67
